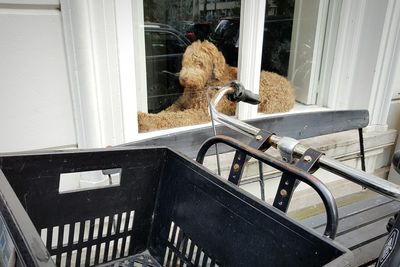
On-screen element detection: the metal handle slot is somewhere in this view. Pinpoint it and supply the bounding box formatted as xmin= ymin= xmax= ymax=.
xmin=59 ymin=168 xmax=122 ymax=194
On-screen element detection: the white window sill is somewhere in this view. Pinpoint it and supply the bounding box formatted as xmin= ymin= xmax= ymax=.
xmin=132 ymin=103 xmax=331 ymax=142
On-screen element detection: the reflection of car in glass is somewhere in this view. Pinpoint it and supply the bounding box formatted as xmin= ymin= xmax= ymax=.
xmin=208 ymin=18 xmax=240 ymax=66
xmin=144 ymin=23 xmax=191 ymax=113
xmin=172 ymin=21 xmax=193 ymax=35
xmin=173 ymin=21 xmax=212 ymax=42
xmin=209 ymin=17 xmax=293 ymax=76
xmin=185 ymin=22 xmax=212 ymax=42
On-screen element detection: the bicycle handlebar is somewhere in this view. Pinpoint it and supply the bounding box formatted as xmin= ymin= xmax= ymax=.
xmin=208 ymin=83 xmax=400 ymax=201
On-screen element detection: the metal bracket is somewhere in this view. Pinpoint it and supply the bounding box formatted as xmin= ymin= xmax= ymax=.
xmin=277 ymin=137 xmax=299 ymax=164
xmin=273 ymin=148 xmax=323 ymax=212
xmin=227 ymin=130 xmax=272 ymax=185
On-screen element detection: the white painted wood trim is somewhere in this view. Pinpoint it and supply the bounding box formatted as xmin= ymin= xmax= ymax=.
xmin=114 ymin=0 xmax=139 ymax=141
xmin=317 ymin=0 xmax=342 ymax=106
xmin=368 ymin=0 xmax=400 ymax=126
xmin=325 ymin=0 xmax=366 ymax=109
xmin=307 ymin=0 xmax=329 ymax=104
xmin=61 ymin=0 xmax=132 ymax=148
xmin=0 ymin=0 xmax=58 ymax=5
xmin=319 ymin=0 xmax=400 ymax=129
xmin=237 ymin=0 xmax=266 ymax=120
xmin=61 ymin=0 xmax=102 ymax=148
xmin=88 ymin=0 xmax=126 ymax=146
xmin=131 ymin=0 xmax=147 ymax=113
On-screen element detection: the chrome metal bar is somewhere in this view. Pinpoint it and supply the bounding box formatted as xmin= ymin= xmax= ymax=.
xmin=209 ymin=87 xmax=260 ymax=137
xmin=269 ymin=134 xmax=400 ymax=200
xmin=209 ymin=93 xmax=222 ymax=176
xmin=210 ymin=85 xmax=400 ymax=201
xmin=320 ymin=157 xmax=400 ymax=200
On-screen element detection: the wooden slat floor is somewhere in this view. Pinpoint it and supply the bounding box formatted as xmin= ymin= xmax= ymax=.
xmin=298 ymin=193 xmax=400 ymax=266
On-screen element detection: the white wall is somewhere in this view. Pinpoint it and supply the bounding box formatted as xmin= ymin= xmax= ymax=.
xmin=324 ymin=0 xmax=390 ymax=110
xmin=0 ymin=2 xmax=77 ymax=152
xmin=347 ymin=0 xmax=388 ymax=109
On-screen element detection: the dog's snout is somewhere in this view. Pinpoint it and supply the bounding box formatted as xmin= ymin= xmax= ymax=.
xmin=179 ymin=66 xmax=208 ymax=89
xmin=179 ymin=75 xmax=188 ymax=86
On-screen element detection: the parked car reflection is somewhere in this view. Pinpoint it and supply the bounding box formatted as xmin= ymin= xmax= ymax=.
xmin=209 ymin=16 xmax=293 ymax=76
xmin=144 ymin=23 xmax=191 ymax=113
xmin=173 ymin=21 xmax=212 ymax=42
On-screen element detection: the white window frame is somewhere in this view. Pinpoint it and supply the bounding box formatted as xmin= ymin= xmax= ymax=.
xmin=61 ymin=0 xmax=145 ymax=147
xmin=322 ymin=0 xmax=400 ymax=127
xmin=61 ymin=0 xmax=400 ymax=146
xmin=368 ymin=0 xmax=400 ymax=127
xmin=236 ymin=0 xmax=266 ymax=120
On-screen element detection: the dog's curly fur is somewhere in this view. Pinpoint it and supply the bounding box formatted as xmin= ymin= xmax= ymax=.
xmin=138 ymin=40 xmax=295 ymax=132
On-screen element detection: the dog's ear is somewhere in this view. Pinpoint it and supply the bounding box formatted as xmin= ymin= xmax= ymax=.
xmin=212 ymin=51 xmax=227 ymax=80
xmin=203 ymin=41 xmax=227 ymax=80
xmin=199 ymin=41 xmax=227 ymax=80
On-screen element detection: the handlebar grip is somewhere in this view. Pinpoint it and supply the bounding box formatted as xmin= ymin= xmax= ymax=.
xmin=227 ymin=81 xmax=261 ymax=105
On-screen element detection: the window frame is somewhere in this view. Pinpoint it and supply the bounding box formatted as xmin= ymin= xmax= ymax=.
xmin=61 ymin=0 xmax=400 ymax=146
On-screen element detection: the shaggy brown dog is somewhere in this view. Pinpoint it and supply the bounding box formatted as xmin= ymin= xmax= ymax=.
xmin=138 ymin=40 xmax=295 ymax=132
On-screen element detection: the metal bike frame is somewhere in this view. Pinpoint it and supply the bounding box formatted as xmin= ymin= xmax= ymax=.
xmin=209 ymin=86 xmax=400 ymax=201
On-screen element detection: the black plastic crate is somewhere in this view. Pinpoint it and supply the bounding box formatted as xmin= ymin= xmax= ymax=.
xmin=0 ymin=147 xmax=352 ymax=266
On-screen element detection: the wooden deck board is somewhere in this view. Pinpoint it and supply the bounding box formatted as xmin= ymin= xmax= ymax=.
xmin=299 ymin=194 xmax=392 ymax=229
xmin=336 ymin=218 xmax=388 ymax=248
xmin=316 ymin=200 xmax=399 ymax=236
xmin=299 ymin=193 xmax=398 ymax=266
xmin=350 ymin=236 xmax=387 ymax=266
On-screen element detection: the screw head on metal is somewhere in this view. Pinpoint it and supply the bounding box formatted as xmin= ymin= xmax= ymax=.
xmin=280 ymin=189 xmax=288 ymax=197
xmin=233 ymin=163 xmax=241 ymax=172
xmin=256 ymin=135 xmax=263 ymax=141
xmin=303 ymin=155 xmax=312 ymax=162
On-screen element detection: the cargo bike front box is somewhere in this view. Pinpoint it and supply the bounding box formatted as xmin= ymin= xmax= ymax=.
xmin=0 ymin=146 xmax=352 ymax=266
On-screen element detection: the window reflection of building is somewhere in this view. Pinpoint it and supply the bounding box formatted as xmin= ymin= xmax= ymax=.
xmin=143 ymin=0 xmax=291 ymax=26
xmin=143 ymin=0 xmax=241 ymax=25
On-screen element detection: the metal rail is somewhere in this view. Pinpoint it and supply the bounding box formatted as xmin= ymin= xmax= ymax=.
xmin=196 ymin=135 xmax=338 ymax=238
xmin=209 ymin=85 xmax=400 ymax=201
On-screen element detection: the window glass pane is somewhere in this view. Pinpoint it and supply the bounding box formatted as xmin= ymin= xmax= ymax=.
xmin=210 ymin=2 xmax=295 ymax=74
xmin=140 ymin=0 xmax=241 ymax=133
xmin=265 ymin=0 xmax=327 ymax=105
xmin=210 ymin=0 xmax=326 ymax=104
xmin=139 ymin=0 xmax=327 ymax=132
xmin=209 ymin=18 xmax=240 ymax=66
xmin=145 ymin=31 xmax=187 ymax=57
xmin=262 ymin=3 xmax=294 ymax=77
